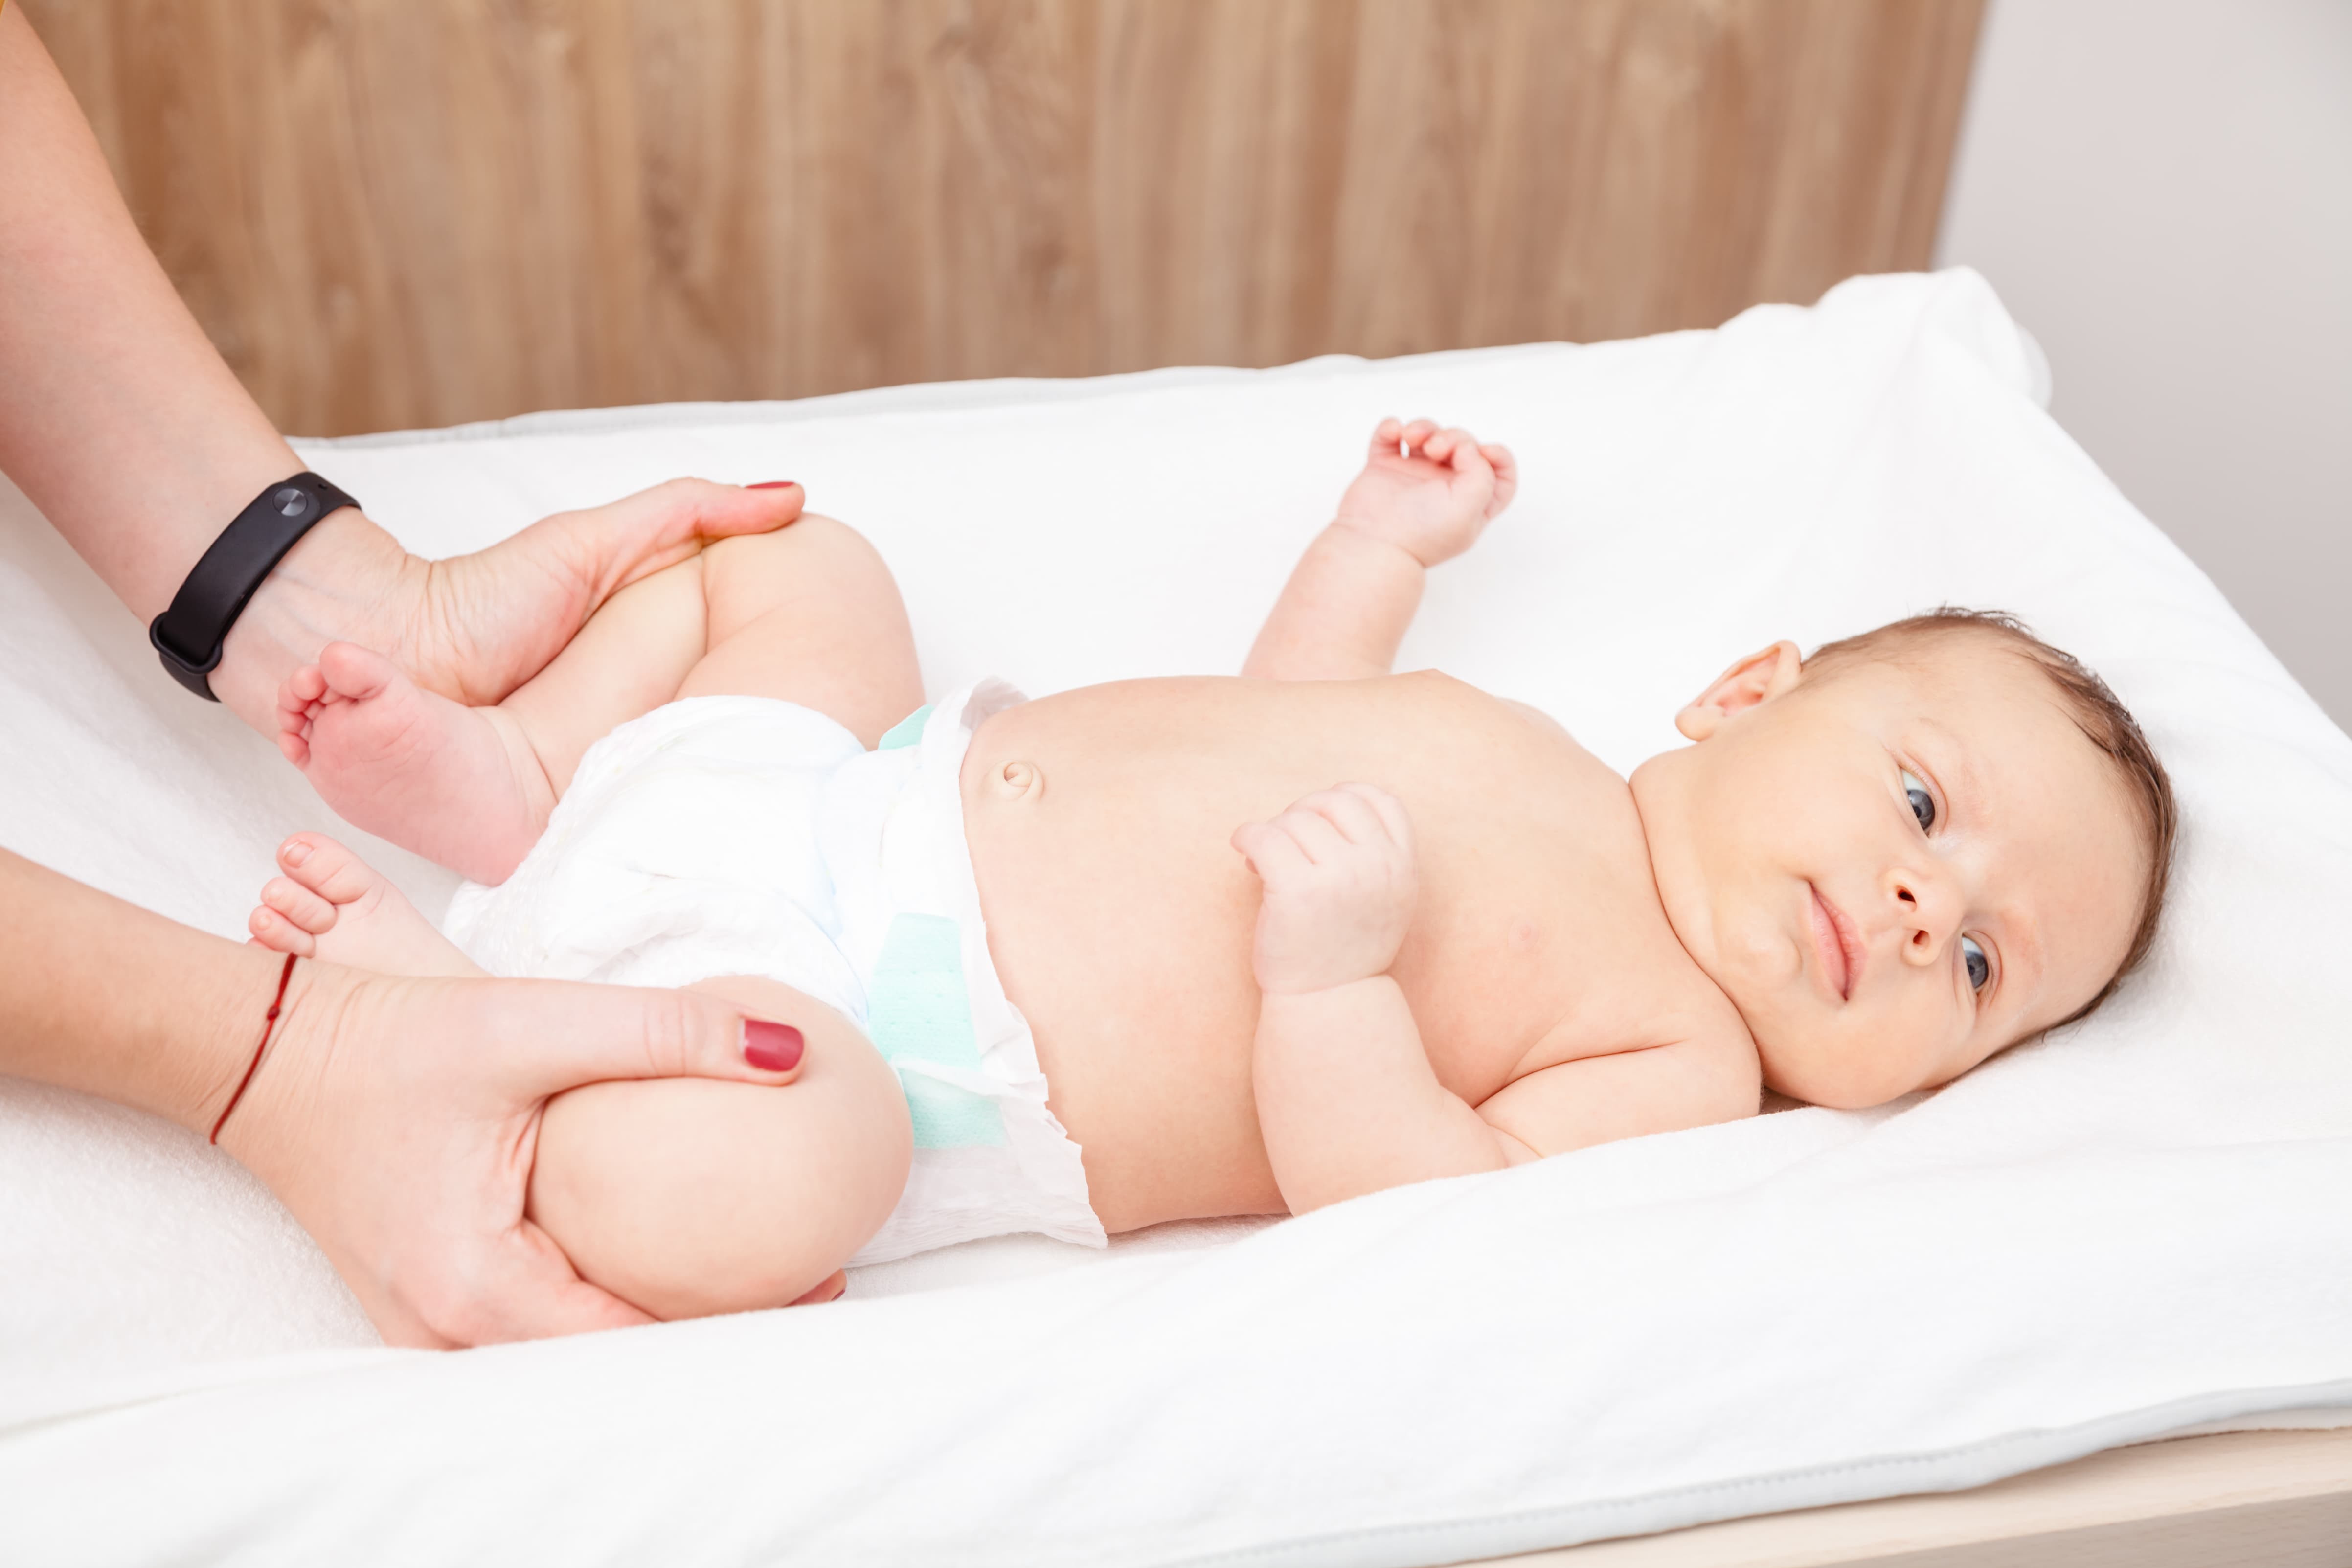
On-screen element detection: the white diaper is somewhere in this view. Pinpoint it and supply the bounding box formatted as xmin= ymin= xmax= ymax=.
xmin=442 ymin=681 xmax=1106 ymax=1265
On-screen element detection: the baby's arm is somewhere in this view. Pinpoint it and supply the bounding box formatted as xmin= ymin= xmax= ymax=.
xmin=1232 ymin=785 xmax=1537 ymax=1210
xmin=1232 ymin=786 xmax=1760 ymax=1212
xmin=1243 ymin=419 xmax=1516 ymax=682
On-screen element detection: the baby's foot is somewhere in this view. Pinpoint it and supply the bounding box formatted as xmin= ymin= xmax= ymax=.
xmin=277 ymin=643 xmax=550 ymax=885
xmin=249 ymin=832 xmax=485 ymax=978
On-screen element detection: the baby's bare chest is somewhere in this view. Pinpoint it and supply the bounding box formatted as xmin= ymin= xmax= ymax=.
xmin=967 ymin=677 xmax=1717 ymax=1107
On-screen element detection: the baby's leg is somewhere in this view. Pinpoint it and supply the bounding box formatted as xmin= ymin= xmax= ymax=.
xmin=500 ymin=514 xmax=925 ymax=769
xmin=282 ymin=515 xmax=922 ymax=883
xmin=669 ymin=518 xmax=924 ymax=741
xmin=530 ymin=974 xmax=914 ymax=1319
xmin=248 ymin=833 xmax=909 ymax=1318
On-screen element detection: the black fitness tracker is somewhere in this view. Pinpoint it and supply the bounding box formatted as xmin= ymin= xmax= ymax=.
xmin=148 ymin=472 xmax=361 ymax=700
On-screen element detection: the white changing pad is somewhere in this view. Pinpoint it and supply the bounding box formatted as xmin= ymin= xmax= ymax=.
xmin=2 ymin=270 xmax=2348 ymax=1565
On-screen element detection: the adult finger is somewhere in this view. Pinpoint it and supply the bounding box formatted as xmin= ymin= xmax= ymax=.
xmin=454 ymin=1220 xmax=659 ymax=1345
xmin=513 ymin=477 xmax=806 ymax=608
xmin=479 ymin=979 xmax=811 ymax=1102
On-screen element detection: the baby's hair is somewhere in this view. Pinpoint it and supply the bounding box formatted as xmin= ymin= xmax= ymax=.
xmin=1803 ymin=607 xmax=2176 ymax=1030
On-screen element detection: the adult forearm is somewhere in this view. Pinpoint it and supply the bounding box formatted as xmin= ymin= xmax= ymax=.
xmin=0 ymin=847 xmax=295 ymax=1134
xmin=0 ymin=6 xmax=301 ymax=619
xmin=1251 ymin=976 xmax=1517 ymax=1212
xmin=1243 ymin=525 xmax=1425 ymax=682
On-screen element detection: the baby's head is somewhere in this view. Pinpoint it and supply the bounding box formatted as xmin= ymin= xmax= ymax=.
xmin=1629 ymin=610 xmax=2174 ymax=1108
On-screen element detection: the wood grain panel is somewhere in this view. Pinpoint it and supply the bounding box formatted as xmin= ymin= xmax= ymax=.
xmin=23 ymin=0 xmax=1984 ymax=436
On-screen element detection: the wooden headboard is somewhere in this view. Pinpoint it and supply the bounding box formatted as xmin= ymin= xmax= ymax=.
xmin=25 ymin=0 xmax=1983 ymax=438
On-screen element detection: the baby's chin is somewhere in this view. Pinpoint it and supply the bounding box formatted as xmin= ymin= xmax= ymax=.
xmin=1753 ymin=1035 xmax=1922 ymax=1111
xmin=1684 ymin=938 xmax=1929 ymax=1108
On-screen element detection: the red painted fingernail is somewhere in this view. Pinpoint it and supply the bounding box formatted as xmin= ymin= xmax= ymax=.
xmin=747 ymin=480 xmax=798 ymax=490
xmin=743 ymin=1020 xmax=805 ymax=1072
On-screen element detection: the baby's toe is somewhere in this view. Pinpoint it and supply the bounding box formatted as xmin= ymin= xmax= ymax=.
xmin=248 ymin=905 xmax=319 ymax=957
xmin=261 ymin=874 xmax=339 ymax=936
xmin=284 ymin=664 xmax=328 ymax=705
xmin=314 ymin=641 xmax=404 ymax=703
xmin=277 ymin=833 xmax=387 ymax=907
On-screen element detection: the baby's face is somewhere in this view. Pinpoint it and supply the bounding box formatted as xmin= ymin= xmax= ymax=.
xmin=1630 ymin=638 xmax=2146 ymax=1108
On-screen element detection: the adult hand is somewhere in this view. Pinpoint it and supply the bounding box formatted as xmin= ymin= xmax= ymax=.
xmin=0 ymin=10 xmax=806 ymax=738
xmin=212 ymin=478 xmax=805 ymax=738
xmin=221 ymin=961 xmax=809 ymax=1346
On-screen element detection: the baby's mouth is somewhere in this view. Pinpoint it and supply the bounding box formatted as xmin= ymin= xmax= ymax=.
xmin=1808 ymin=883 xmax=1864 ymax=1002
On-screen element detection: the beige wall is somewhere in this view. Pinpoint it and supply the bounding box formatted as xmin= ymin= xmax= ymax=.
xmin=1938 ymin=0 xmax=2352 ymax=727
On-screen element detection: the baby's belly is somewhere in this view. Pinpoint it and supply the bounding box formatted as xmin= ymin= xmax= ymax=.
xmin=960 ymin=675 xmax=1628 ymax=1231
xmin=964 ymin=731 xmax=1281 ymax=1229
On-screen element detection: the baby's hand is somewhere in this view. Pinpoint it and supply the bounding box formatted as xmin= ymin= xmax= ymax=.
xmin=1334 ymin=417 xmax=1518 ymax=568
xmin=1231 ymin=784 xmax=1417 ymax=995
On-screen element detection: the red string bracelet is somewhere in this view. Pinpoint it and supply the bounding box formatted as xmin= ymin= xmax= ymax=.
xmin=210 ymin=952 xmax=298 ymax=1145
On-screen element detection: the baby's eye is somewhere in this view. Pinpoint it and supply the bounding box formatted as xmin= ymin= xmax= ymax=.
xmin=1900 ymin=769 xmax=1936 ymax=833
xmin=1961 ymin=935 xmax=1990 ymax=992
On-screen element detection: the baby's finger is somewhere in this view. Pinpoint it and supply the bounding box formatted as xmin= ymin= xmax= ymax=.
xmin=1367 ymin=416 xmax=1404 ymax=457
xmin=1306 ymin=785 xmax=1393 ymax=847
xmin=1400 ymin=418 xmax=1439 ymax=455
xmin=1275 ymin=807 xmax=1351 ymax=867
xmin=1441 ymin=430 xmax=1494 ymax=486
xmin=1343 ymin=782 xmax=1415 ymax=851
xmin=1232 ymin=820 xmax=1313 ymax=886
xmin=1482 ymin=443 xmax=1519 ymax=515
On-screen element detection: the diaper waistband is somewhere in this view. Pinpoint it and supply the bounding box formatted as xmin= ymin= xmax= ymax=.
xmin=822 ymin=680 xmax=1106 ymax=1261
xmin=818 ymin=684 xmax=1063 ymax=1135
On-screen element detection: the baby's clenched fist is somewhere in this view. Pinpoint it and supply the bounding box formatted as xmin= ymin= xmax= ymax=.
xmin=1231 ymin=783 xmax=1417 ymax=995
xmin=1334 ymin=416 xmax=1518 ymax=569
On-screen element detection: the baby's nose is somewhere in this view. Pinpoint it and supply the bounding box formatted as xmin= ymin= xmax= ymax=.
xmin=1889 ymin=873 xmax=1959 ymax=964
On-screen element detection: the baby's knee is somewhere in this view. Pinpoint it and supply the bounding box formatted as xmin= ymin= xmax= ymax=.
xmin=705 ymin=512 xmax=900 ymax=598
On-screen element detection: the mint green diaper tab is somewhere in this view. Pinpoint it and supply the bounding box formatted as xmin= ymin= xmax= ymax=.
xmin=866 ymin=705 xmax=1004 ymax=1148
xmin=865 ymin=910 xmax=1006 ymax=1151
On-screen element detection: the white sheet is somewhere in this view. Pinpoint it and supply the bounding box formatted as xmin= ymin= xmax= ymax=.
xmin=2 ymin=270 xmax=2348 ymax=1565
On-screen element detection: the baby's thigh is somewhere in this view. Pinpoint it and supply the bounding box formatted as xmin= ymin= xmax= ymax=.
xmin=529 ymin=976 xmax=913 ymax=1321
xmin=678 ymin=517 xmax=925 ymax=747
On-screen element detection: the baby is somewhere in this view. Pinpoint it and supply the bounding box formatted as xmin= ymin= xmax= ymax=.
xmin=248 ymin=420 xmax=2175 ymax=1322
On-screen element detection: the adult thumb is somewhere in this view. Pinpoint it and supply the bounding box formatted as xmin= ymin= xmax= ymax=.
xmin=483 ymin=978 xmax=808 ymax=1102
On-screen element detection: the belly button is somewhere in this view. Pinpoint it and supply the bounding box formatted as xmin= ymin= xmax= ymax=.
xmin=991 ymin=759 xmax=1043 ymax=800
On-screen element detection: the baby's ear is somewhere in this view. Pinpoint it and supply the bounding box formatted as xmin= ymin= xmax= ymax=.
xmin=1675 ymin=641 xmax=1804 ymax=740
